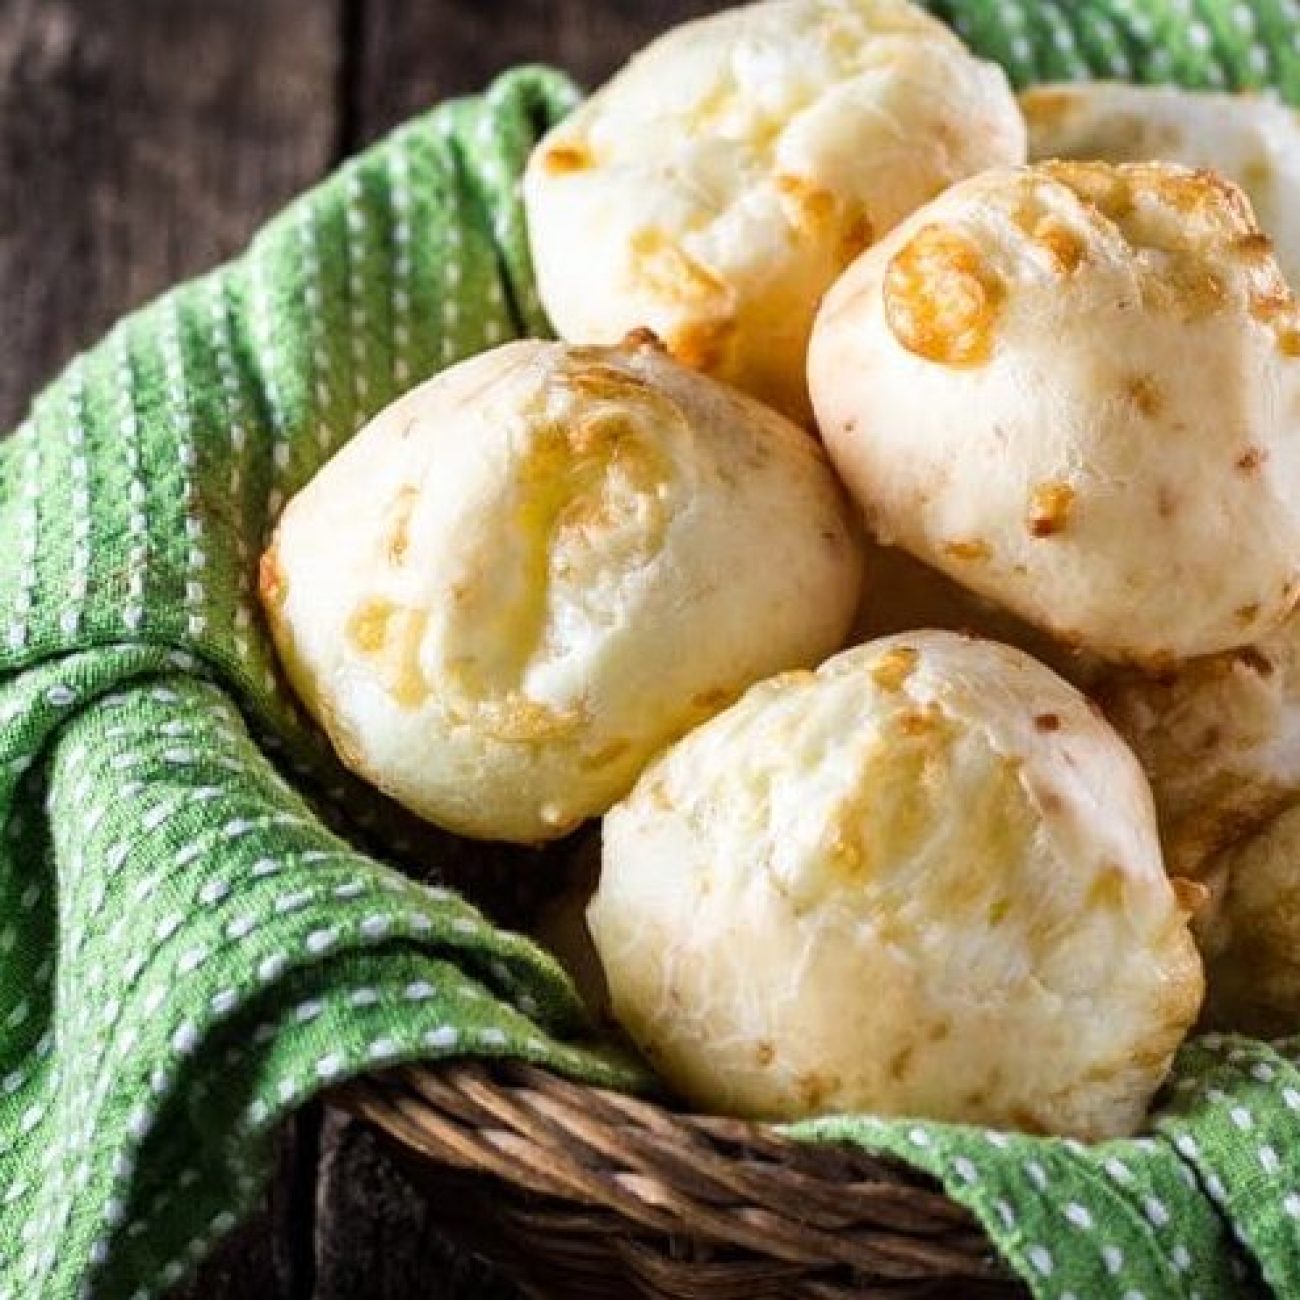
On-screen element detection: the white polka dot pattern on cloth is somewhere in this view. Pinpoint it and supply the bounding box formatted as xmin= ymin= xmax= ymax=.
xmin=2 ymin=16 xmax=1300 ymax=1300
xmin=923 ymin=0 xmax=1300 ymax=95
xmin=795 ymin=1050 xmax=1267 ymax=1300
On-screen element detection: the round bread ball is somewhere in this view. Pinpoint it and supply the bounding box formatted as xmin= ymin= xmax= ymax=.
xmin=1198 ymin=804 xmax=1300 ymax=1036
xmin=810 ymin=160 xmax=1300 ymax=665
xmin=1100 ymin=616 xmax=1300 ymax=883
xmin=590 ymin=632 xmax=1203 ymax=1138
xmin=1023 ymin=82 xmax=1300 ymax=287
xmin=524 ymin=0 xmax=1025 ymax=423
xmin=260 ymin=336 xmax=863 ymax=844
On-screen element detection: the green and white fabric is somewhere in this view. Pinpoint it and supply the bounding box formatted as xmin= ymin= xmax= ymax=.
xmin=1 ymin=5 xmax=1299 ymax=1297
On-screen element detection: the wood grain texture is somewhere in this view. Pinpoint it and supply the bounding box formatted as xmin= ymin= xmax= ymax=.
xmin=0 ymin=0 xmax=340 ymax=430
xmin=350 ymin=0 xmax=728 ymax=143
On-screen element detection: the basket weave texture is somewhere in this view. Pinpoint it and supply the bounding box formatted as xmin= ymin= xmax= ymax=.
xmin=338 ymin=1064 xmax=1027 ymax=1298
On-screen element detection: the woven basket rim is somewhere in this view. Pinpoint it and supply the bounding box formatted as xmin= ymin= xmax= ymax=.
xmin=335 ymin=1060 xmax=1022 ymax=1297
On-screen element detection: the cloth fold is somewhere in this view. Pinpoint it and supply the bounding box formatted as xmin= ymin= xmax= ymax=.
xmin=3 ymin=7 xmax=1300 ymax=1298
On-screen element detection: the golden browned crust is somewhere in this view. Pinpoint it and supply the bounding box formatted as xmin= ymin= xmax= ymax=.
xmin=884 ymin=225 xmax=1006 ymax=366
xmin=540 ymin=142 xmax=593 ymax=175
xmin=1027 ymin=483 xmax=1076 ymax=538
xmin=257 ymin=541 xmax=287 ymax=611
xmin=941 ymin=538 xmax=993 ymax=562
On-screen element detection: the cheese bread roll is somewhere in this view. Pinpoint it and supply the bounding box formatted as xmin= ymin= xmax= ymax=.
xmin=261 ymin=336 xmax=862 ymax=843
xmin=1023 ymin=82 xmax=1300 ymax=287
xmin=591 ymin=633 xmax=1203 ymax=1138
xmin=811 ymin=161 xmax=1300 ymax=665
xmin=525 ymin=0 xmax=1024 ymax=422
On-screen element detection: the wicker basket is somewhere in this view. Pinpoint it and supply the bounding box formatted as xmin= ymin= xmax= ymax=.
xmin=336 ymin=1062 xmax=1025 ymax=1298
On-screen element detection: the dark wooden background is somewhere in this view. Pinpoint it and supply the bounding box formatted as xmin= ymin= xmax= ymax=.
xmin=0 ymin=0 xmax=727 ymax=1295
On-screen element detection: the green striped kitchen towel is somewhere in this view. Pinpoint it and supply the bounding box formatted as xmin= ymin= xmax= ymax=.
xmin=2 ymin=3 xmax=1300 ymax=1296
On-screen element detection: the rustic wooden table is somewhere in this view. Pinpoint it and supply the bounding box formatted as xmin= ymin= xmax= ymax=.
xmin=0 ymin=1 xmax=723 ymax=1295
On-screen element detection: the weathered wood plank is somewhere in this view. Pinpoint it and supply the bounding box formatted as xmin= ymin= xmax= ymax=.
xmin=0 ymin=0 xmax=341 ymax=430
xmin=349 ymin=0 xmax=726 ymax=144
